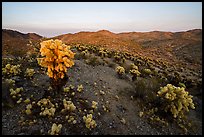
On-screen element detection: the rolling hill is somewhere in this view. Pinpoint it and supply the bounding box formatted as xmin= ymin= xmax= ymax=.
xmin=53 ymin=29 xmax=202 ymax=71
xmin=2 ymin=28 xmax=202 ymax=71
xmin=2 ymin=28 xmax=202 ymax=135
xmin=2 ymin=29 xmax=43 ymax=57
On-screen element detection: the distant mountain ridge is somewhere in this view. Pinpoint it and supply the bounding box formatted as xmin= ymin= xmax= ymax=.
xmin=52 ymin=28 xmax=202 ymax=71
xmin=54 ymin=29 xmax=202 ymax=45
xmin=2 ymin=28 xmax=201 ymax=42
xmin=2 ymin=29 xmax=43 ymax=57
xmin=2 ymin=29 xmax=43 ymax=40
xmin=2 ymin=28 xmax=202 ymax=71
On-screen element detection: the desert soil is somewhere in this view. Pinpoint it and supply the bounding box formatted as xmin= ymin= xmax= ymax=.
xmin=2 ymin=50 xmax=202 ymax=135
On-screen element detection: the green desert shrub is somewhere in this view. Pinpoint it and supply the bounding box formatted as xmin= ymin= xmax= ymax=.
xmin=80 ymin=50 xmax=89 ymax=59
xmin=84 ymin=54 xmax=100 ymax=66
xmin=133 ymin=77 xmax=161 ymax=102
xmin=107 ymin=61 xmax=117 ymax=68
xmin=74 ymin=52 xmax=82 ymax=60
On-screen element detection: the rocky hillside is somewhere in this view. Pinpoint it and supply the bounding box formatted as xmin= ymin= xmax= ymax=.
xmin=2 ymin=29 xmax=202 ymax=71
xmin=2 ymin=29 xmax=43 ymax=57
xmin=2 ymin=29 xmax=42 ymax=40
xmin=54 ymin=30 xmax=142 ymax=52
xmin=2 ymin=30 xmax=202 ymax=135
xmin=53 ymin=29 xmax=202 ymax=71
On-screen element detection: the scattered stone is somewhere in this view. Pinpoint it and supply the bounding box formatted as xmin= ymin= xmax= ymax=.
xmin=99 ymin=90 xmax=105 ymax=95
xmin=120 ymin=118 xmax=126 ymax=124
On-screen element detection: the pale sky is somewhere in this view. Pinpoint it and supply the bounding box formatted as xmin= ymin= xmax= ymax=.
xmin=2 ymin=2 xmax=202 ymax=37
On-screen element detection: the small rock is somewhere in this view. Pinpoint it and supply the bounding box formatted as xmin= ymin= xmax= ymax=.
xmin=99 ymin=90 xmax=105 ymax=95
xmin=120 ymin=118 xmax=126 ymax=124
xmin=115 ymin=95 xmax=119 ymax=100
xmin=139 ymin=111 xmax=144 ymax=117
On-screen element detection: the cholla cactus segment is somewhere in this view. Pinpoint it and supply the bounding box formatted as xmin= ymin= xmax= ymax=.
xmin=37 ymin=98 xmax=54 ymax=107
xmin=67 ymin=115 xmax=76 ymax=124
xmin=37 ymin=39 xmax=75 ymax=80
xmin=24 ymin=98 xmax=31 ymax=104
xmin=129 ymin=63 xmax=140 ymax=79
xmin=130 ymin=63 xmax=138 ymax=70
xmin=5 ymin=79 xmax=15 ymax=86
xmin=62 ymin=99 xmax=76 ymax=112
xmin=83 ymin=114 xmax=97 ymax=129
xmin=91 ymin=101 xmax=98 ymax=109
xmin=25 ymin=104 xmax=32 ymax=115
xmin=115 ymin=66 xmax=125 ymax=75
xmin=130 ymin=69 xmax=141 ymax=77
xmin=37 ymin=98 xmax=56 ymax=117
xmin=77 ymin=84 xmax=83 ymax=93
xmin=63 ymin=84 xmax=75 ymax=92
xmin=17 ymin=98 xmax=23 ymax=104
xmin=25 ymin=109 xmax=32 ymax=115
xmin=63 ymin=87 xmax=70 ymax=92
xmin=2 ymin=64 xmax=21 ymax=76
xmin=157 ymin=84 xmax=195 ymax=118
xmin=9 ymin=87 xmax=23 ymax=97
xmin=49 ymin=123 xmax=62 ymax=135
xmin=143 ymin=68 xmax=152 ymax=75
xmin=25 ymin=68 xmax=35 ymax=77
xmin=98 ymin=50 xmax=108 ymax=58
xmin=40 ymin=107 xmax=56 ymax=117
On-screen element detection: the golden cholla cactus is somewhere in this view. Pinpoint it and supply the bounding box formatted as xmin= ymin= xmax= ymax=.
xmin=157 ymin=84 xmax=195 ymax=119
xmin=25 ymin=68 xmax=35 ymax=77
xmin=48 ymin=123 xmax=62 ymax=135
xmin=130 ymin=63 xmax=138 ymax=70
xmin=83 ymin=114 xmax=97 ymax=129
xmin=37 ymin=98 xmax=56 ymax=117
xmin=143 ymin=68 xmax=152 ymax=75
xmin=37 ymin=39 xmax=75 ymax=80
xmin=61 ymin=99 xmax=76 ymax=112
xmin=130 ymin=69 xmax=141 ymax=77
xmin=2 ymin=64 xmax=21 ymax=76
xmin=91 ymin=101 xmax=98 ymax=110
xmin=115 ymin=66 xmax=125 ymax=75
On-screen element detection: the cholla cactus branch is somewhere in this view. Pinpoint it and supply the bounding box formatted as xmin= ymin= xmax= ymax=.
xmin=37 ymin=39 xmax=75 ymax=80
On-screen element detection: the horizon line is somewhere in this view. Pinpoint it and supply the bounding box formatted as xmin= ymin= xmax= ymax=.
xmin=2 ymin=27 xmax=202 ymax=38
